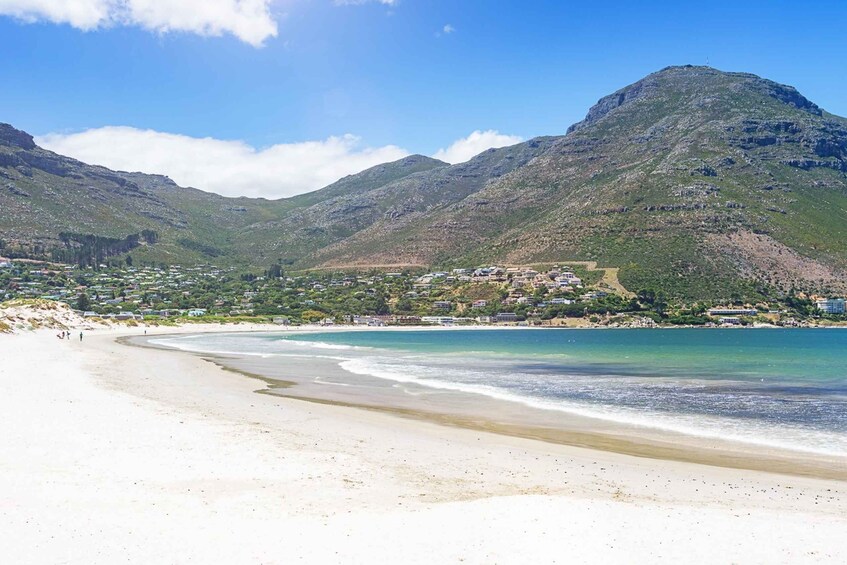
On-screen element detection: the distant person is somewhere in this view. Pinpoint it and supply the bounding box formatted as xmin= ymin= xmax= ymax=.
xmin=79 ymin=332 xmax=83 ymax=342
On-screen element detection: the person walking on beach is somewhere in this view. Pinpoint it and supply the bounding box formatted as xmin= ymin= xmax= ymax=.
xmin=79 ymin=331 xmax=83 ymax=342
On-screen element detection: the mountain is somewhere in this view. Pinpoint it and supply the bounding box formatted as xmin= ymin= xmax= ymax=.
xmin=241 ymin=137 xmax=560 ymax=265
xmin=3 ymin=65 xmax=847 ymax=299
xmin=0 ymin=122 xmax=554 ymax=267
xmin=309 ymin=66 xmax=847 ymax=299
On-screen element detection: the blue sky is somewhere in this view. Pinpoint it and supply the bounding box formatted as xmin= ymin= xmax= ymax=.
xmin=1 ymin=0 xmax=846 ymax=198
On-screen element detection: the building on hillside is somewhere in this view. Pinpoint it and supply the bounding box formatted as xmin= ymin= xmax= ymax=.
xmin=815 ymin=298 xmax=846 ymax=314
xmin=707 ymin=308 xmax=758 ymax=317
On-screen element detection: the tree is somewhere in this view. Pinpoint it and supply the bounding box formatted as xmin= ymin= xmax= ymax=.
xmin=125 ymin=255 xmax=133 ymax=267
xmin=77 ymin=293 xmax=91 ymax=311
xmin=301 ymin=310 xmax=326 ymax=323
xmin=654 ymin=291 xmax=668 ymax=316
xmin=637 ymin=288 xmax=656 ymax=305
xmin=395 ymin=298 xmax=413 ymax=312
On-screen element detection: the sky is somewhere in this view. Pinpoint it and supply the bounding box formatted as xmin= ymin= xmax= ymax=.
xmin=1 ymin=0 xmax=846 ymax=199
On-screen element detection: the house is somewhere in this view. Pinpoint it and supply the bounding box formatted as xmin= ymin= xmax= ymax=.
xmin=496 ymin=312 xmax=519 ymax=322
xmin=421 ymin=316 xmax=454 ymax=325
xmin=708 ymin=307 xmax=758 ymax=317
xmin=115 ymin=312 xmax=141 ymax=321
xmin=392 ymin=315 xmax=422 ymax=325
xmin=815 ymin=298 xmax=846 ymax=314
xmin=352 ymin=316 xmax=386 ymax=326
xmin=471 ymin=300 xmax=488 ymax=308
xmin=432 ymin=301 xmax=452 ymax=310
xmin=273 ymin=317 xmax=291 ymax=325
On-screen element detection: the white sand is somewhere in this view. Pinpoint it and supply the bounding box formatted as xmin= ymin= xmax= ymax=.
xmin=2 ymin=326 xmax=847 ymax=564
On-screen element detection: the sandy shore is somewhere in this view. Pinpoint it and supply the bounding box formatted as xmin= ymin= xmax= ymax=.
xmin=2 ymin=326 xmax=847 ymax=563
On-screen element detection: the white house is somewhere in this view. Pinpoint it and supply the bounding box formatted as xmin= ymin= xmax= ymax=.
xmin=816 ymin=298 xmax=846 ymax=314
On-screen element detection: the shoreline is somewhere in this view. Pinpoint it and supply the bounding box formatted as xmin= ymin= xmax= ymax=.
xmin=3 ymin=325 xmax=847 ymax=562
xmin=131 ymin=330 xmax=847 ymax=481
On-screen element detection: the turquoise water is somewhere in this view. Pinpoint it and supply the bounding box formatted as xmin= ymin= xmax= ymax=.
xmin=286 ymin=328 xmax=847 ymax=382
xmin=154 ymin=328 xmax=847 ymax=455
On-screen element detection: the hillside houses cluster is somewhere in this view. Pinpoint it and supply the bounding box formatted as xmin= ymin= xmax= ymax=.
xmin=1 ymin=262 xmax=235 ymax=319
xmin=1 ymin=259 xmax=603 ymax=324
xmin=416 ymin=266 xmax=583 ymax=294
xmin=5 ymin=256 xmax=843 ymax=326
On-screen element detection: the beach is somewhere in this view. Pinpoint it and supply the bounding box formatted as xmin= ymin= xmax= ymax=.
xmin=2 ymin=326 xmax=847 ymax=563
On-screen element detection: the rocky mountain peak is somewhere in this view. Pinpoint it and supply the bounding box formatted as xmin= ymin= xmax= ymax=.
xmin=567 ymin=65 xmax=823 ymax=134
xmin=0 ymin=123 xmax=37 ymax=150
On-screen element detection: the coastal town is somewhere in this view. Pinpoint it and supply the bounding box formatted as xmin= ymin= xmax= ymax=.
xmin=1 ymin=256 xmax=844 ymax=328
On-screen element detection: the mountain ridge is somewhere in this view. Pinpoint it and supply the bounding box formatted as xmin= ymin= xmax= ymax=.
xmin=2 ymin=65 xmax=847 ymax=300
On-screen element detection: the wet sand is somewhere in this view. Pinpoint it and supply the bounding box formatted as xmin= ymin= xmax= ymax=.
xmin=131 ymin=334 xmax=847 ymax=481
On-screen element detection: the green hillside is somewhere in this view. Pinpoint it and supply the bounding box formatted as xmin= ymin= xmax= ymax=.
xmin=309 ymin=66 xmax=847 ymax=300
xmin=2 ymin=65 xmax=846 ymax=300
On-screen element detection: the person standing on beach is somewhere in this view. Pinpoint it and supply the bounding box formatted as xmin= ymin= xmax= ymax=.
xmin=79 ymin=332 xmax=83 ymax=342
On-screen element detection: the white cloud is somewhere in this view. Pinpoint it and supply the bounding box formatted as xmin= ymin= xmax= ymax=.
xmin=442 ymin=23 xmax=455 ymax=34
xmin=34 ymin=127 xmax=526 ymax=198
xmin=36 ymin=127 xmax=410 ymax=199
xmin=0 ymin=0 xmax=278 ymax=47
xmin=432 ymin=130 xmax=523 ymax=164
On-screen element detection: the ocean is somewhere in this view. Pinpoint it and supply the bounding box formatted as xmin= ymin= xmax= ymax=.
xmin=151 ymin=328 xmax=847 ymax=456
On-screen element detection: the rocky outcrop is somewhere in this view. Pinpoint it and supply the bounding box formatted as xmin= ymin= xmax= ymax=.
xmin=0 ymin=123 xmax=36 ymax=150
